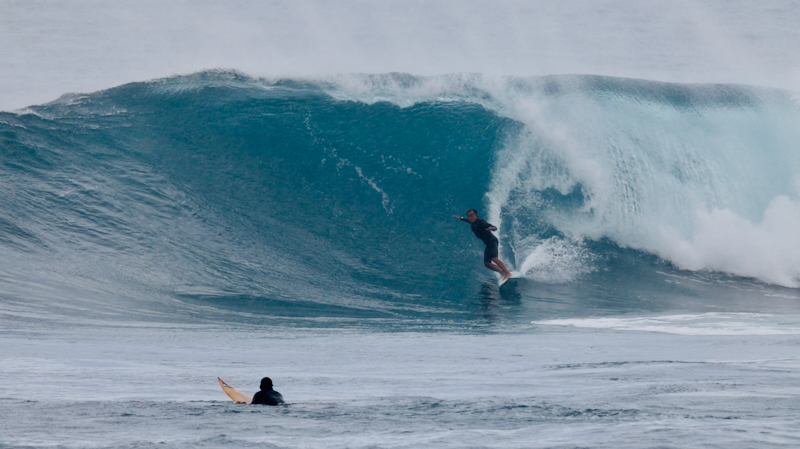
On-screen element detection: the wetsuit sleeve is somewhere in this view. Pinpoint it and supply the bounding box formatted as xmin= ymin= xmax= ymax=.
xmin=458 ymin=217 xmax=470 ymax=222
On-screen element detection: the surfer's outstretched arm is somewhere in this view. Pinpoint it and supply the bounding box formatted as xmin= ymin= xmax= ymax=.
xmin=452 ymin=215 xmax=469 ymax=222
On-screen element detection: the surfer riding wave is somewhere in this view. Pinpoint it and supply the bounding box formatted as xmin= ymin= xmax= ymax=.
xmin=453 ymin=209 xmax=512 ymax=282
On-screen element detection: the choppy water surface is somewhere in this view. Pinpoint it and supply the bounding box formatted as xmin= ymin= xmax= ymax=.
xmin=2 ymin=324 xmax=800 ymax=448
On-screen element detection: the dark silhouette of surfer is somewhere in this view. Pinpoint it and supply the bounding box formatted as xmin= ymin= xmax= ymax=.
xmin=453 ymin=209 xmax=512 ymax=281
xmin=250 ymin=377 xmax=285 ymax=405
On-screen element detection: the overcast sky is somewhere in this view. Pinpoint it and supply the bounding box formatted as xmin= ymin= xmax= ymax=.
xmin=2 ymin=0 xmax=799 ymax=111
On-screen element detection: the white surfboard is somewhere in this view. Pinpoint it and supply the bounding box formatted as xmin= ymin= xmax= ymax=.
xmin=498 ymin=271 xmax=523 ymax=288
xmin=218 ymin=377 xmax=252 ymax=404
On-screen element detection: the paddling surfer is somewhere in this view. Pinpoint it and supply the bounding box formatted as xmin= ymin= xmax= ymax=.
xmin=453 ymin=209 xmax=512 ymax=282
xmin=250 ymin=377 xmax=285 ymax=406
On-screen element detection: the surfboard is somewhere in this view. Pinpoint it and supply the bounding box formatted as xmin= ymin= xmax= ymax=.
xmin=498 ymin=272 xmax=523 ymax=288
xmin=499 ymin=278 xmax=517 ymax=288
xmin=218 ymin=377 xmax=252 ymax=404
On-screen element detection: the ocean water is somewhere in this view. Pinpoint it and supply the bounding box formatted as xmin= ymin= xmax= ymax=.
xmin=3 ymin=2 xmax=800 ymax=448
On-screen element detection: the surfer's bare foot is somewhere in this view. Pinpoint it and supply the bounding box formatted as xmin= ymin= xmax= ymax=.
xmin=501 ymin=272 xmax=512 ymax=281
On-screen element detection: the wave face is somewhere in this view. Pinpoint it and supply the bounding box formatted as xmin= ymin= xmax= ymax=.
xmin=1 ymin=71 xmax=799 ymax=325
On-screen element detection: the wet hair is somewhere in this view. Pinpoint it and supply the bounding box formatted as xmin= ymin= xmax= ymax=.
xmin=260 ymin=377 xmax=273 ymax=390
xmin=466 ymin=208 xmax=478 ymax=217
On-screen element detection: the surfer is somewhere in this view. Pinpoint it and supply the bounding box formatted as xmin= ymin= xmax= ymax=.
xmin=250 ymin=377 xmax=285 ymax=406
xmin=453 ymin=209 xmax=512 ymax=282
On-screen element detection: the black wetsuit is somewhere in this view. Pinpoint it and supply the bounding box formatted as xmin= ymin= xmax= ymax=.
xmin=251 ymin=389 xmax=285 ymax=405
xmin=461 ymin=218 xmax=499 ymax=263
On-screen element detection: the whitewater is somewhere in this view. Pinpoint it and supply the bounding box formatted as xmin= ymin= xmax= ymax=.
xmin=2 ymin=2 xmax=800 ymax=448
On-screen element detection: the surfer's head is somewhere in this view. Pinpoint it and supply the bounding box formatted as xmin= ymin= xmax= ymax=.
xmin=260 ymin=377 xmax=274 ymax=390
xmin=466 ymin=208 xmax=479 ymax=223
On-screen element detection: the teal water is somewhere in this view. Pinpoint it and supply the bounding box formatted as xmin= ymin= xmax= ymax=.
xmin=2 ymin=72 xmax=800 ymax=324
xmin=2 ymin=71 xmax=800 ymax=447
